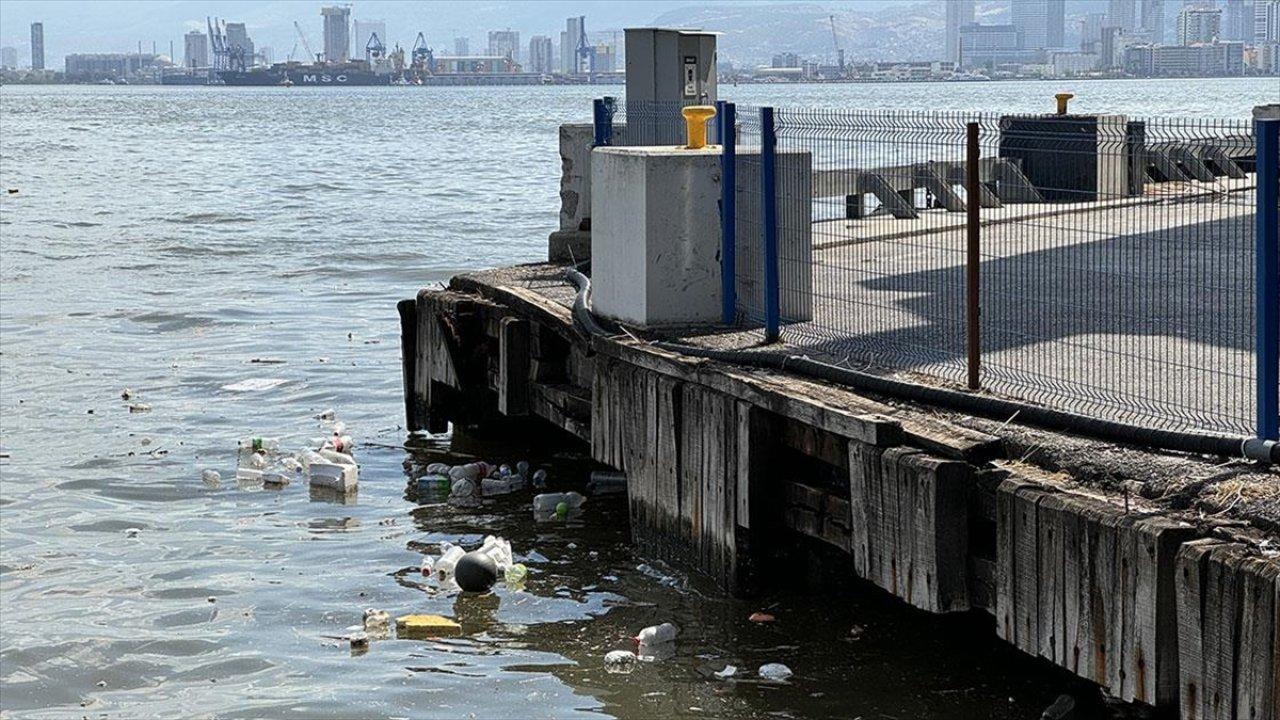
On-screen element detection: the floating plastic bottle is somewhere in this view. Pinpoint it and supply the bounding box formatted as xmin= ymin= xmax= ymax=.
xmin=634 ymin=622 xmax=679 ymax=645
xmin=481 ymin=477 xmax=516 ymax=496
xmin=450 ymin=478 xmax=476 ymax=499
xmin=477 ymin=535 xmax=513 ymax=569
xmin=434 ymin=543 xmax=465 ymax=582
xmin=516 ymin=461 xmax=530 ymax=477
xmin=201 ymin=469 xmax=221 ymax=485
xmin=425 ymin=462 xmax=450 ymax=475
xmin=533 ymin=492 xmax=586 ymax=512
xmin=504 ymin=563 xmax=528 ymax=586
xmin=531 ymin=468 xmax=548 ymax=489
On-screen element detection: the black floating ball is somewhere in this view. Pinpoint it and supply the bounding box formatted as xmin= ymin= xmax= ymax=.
xmin=454 ymin=551 xmax=499 ymax=592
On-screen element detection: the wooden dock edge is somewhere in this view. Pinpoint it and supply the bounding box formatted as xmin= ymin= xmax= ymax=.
xmin=404 ymin=282 xmax=1279 ymax=720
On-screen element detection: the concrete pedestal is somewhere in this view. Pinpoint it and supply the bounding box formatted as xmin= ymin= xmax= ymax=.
xmin=591 ymin=146 xmax=723 ymax=326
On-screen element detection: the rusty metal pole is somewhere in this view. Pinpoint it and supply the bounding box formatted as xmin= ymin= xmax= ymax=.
xmin=966 ymin=122 xmax=981 ymax=391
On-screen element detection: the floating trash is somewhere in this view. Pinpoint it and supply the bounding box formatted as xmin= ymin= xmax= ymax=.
xmin=604 ymin=650 xmax=637 ymax=674
xmin=759 ymin=663 xmax=793 ymax=681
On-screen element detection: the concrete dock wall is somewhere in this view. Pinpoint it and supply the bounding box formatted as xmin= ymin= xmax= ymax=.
xmin=402 ymin=272 xmax=1278 ymax=720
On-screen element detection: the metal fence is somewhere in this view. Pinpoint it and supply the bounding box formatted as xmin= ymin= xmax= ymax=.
xmin=593 ymin=98 xmax=1278 ymax=439
xmin=593 ymin=97 xmax=722 ymax=147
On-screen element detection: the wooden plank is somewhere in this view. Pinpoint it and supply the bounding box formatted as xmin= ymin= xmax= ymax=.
xmin=1036 ymin=492 xmax=1068 ymax=667
xmin=735 ymin=401 xmax=752 ymax=530
xmin=1178 ymin=538 xmax=1225 ymax=720
xmin=847 ymin=440 xmax=881 ymax=579
xmin=397 ymin=298 xmax=420 ymax=430
xmin=497 ymin=316 xmax=530 ymax=416
xmin=527 ymin=382 xmax=590 ymax=441
xmin=654 ymin=375 xmax=681 ymax=551
xmin=1203 ymin=544 xmax=1249 ymax=720
xmin=1236 ymin=556 xmax=1278 ymax=720
xmin=995 ymin=475 xmax=1048 ymax=653
xmin=1128 ymin=515 xmax=1198 ymax=708
xmin=1086 ymin=499 xmax=1119 ymax=688
xmin=1062 ymin=494 xmax=1092 ymax=681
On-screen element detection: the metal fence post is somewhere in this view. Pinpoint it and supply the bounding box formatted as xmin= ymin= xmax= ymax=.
xmin=719 ymin=101 xmax=737 ymax=325
xmin=593 ymin=96 xmax=615 ymax=147
xmin=1256 ymin=106 xmax=1280 ymax=440
xmin=761 ymin=106 xmax=780 ymax=343
xmin=966 ymin=121 xmax=982 ymax=390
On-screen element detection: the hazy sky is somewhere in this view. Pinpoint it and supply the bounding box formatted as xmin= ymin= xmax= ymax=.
xmin=0 ymin=1 xmax=956 ymax=62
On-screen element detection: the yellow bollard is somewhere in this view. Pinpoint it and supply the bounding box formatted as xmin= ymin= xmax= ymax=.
xmin=1055 ymin=92 xmax=1075 ymax=115
xmin=682 ymin=105 xmax=717 ymax=149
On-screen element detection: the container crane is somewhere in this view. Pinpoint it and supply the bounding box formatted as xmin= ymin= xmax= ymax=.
xmin=574 ymin=16 xmax=595 ymax=74
xmin=410 ymin=32 xmax=434 ymax=74
xmin=366 ymin=31 xmax=386 ymax=64
xmin=829 ymin=14 xmax=845 ymax=77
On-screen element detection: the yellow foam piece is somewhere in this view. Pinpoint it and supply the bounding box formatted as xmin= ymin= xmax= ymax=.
xmin=395 ymin=614 xmax=462 ymax=638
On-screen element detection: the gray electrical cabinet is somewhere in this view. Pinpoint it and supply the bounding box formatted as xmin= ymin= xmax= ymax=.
xmin=626 ymin=28 xmax=717 ymax=102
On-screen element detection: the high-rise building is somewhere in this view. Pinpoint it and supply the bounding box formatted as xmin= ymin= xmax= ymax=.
xmin=30 ymin=22 xmax=44 ymax=71
xmin=353 ymin=20 xmax=387 ymax=57
xmin=528 ymin=35 xmax=553 ymax=74
xmin=0 ymin=46 xmax=17 ymax=69
xmin=959 ymin=23 xmax=1037 ymax=67
xmin=1012 ymin=0 xmax=1066 ymax=49
xmin=225 ymin=22 xmax=255 ymax=65
xmin=184 ymin=30 xmax=208 ymax=69
xmin=1258 ymin=0 xmax=1280 ymax=41
xmin=454 ymin=37 xmax=469 ymax=55
xmin=1224 ymin=0 xmax=1253 ymax=39
xmin=945 ymin=0 xmax=976 ymax=63
xmin=1141 ymin=0 xmax=1167 ymax=42
xmin=1081 ymin=13 xmax=1107 ymax=50
xmin=593 ymin=42 xmax=616 ymax=73
xmin=1100 ymin=25 xmax=1126 ymax=67
xmin=321 ymin=5 xmax=351 ymax=63
xmin=1108 ymin=0 xmax=1138 ymax=30
xmin=488 ymin=29 xmax=520 ymax=62
xmin=1178 ymin=5 xmax=1222 ymax=43
xmin=560 ymin=16 xmax=585 ymax=74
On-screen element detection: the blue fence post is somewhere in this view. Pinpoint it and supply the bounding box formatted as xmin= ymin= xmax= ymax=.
xmin=593 ymin=96 xmax=615 ymax=147
xmin=1256 ymin=106 xmax=1280 ymax=440
xmin=761 ymin=106 xmax=780 ymax=343
xmin=719 ymin=101 xmax=737 ymax=325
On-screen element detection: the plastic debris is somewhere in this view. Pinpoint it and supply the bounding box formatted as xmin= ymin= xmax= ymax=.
xmin=363 ymin=609 xmax=391 ymax=638
xmin=504 ymin=563 xmax=528 ymax=587
xmin=235 ymin=468 xmax=263 ymax=482
xmin=604 ymin=650 xmax=638 ymax=674
xmin=239 ymin=437 xmax=280 ymax=453
xmin=758 ymin=663 xmax=793 ymax=681
xmin=348 ymin=630 xmax=369 ymax=652
xmin=587 ymin=471 xmax=627 ymax=496
xmin=395 ymin=614 xmax=461 ymax=638
xmin=262 ymin=471 xmax=290 ymax=488
xmin=533 ymin=491 xmax=586 ymax=521
xmin=315 ymin=408 xmax=336 ymax=420
xmin=201 ymin=469 xmax=222 ymax=485
xmin=531 ymin=468 xmax=548 ymax=489
xmin=120 ymin=388 xmax=134 ymax=400
xmin=454 ymin=551 xmax=499 ymax=592
xmin=221 ymin=378 xmax=287 ymax=392
xmin=748 ymin=612 xmax=775 ymax=623
xmin=127 ymin=403 xmax=152 ymax=414
xmin=634 ymin=622 xmax=679 ymax=645
xmin=714 ymin=665 xmax=738 ymax=679
xmin=1040 ymin=695 xmax=1077 ymax=720
xmin=309 ymin=462 xmax=357 ymax=492
xmin=432 ymin=543 xmax=465 ymax=582
xmin=124 ymin=527 xmax=141 ymax=538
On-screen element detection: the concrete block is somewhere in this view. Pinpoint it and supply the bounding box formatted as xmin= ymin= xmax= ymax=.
xmin=591 ymin=145 xmax=723 ymax=326
xmin=550 ymin=123 xmax=634 ymax=262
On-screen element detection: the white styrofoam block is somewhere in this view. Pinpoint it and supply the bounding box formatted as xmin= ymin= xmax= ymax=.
xmin=309 ymin=462 xmax=358 ymax=492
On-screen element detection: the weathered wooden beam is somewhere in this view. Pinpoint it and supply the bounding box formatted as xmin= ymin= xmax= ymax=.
xmin=397 ymin=298 xmax=421 ymax=431
xmin=498 ymin=316 xmax=530 ymax=416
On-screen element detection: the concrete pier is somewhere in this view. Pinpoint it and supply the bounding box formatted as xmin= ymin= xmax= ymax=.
xmin=399 ymin=262 xmax=1277 ymax=720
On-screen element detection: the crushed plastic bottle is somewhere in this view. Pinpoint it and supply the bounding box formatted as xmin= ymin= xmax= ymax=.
xmin=235 ymin=467 xmax=263 ymax=482
xmin=714 ymin=665 xmax=738 ymax=679
xmin=450 ymin=477 xmax=477 ymax=500
xmin=604 ymin=650 xmax=638 ymax=674
xmin=425 ymin=462 xmax=450 ymax=475
xmin=504 ymin=563 xmax=528 ymax=586
xmin=201 ymin=469 xmax=221 ymax=485
xmin=758 ymin=663 xmax=793 ymax=681
xmin=481 ymin=477 xmax=516 ymax=496
xmin=363 ymin=608 xmax=390 ymax=638
xmin=531 ymin=468 xmax=548 ymax=489
xmin=634 ymin=622 xmax=679 ymax=645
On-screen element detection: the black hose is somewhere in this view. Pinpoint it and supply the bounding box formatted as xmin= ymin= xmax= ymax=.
xmin=563 ymin=269 xmax=1278 ymax=463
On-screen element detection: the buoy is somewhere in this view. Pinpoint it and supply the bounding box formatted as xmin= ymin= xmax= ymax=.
xmin=454 ymin=550 xmax=499 ymax=592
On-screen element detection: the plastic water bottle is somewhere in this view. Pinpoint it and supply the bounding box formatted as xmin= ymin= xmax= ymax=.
xmin=531 ymin=469 xmax=548 ymax=489
xmin=634 ymin=622 xmax=679 ymax=645
xmin=434 ymin=544 xmax=465 ymax=581
xmin=450 ymin=478 xmax=476 ymax=499
xmin=477 ymin=536 xmax=513 ymax=569
xmin=533 ymin=492 xmax=586 ymax=512
xmin=238 ymin=437 xmax=279 ymax=453
xmin=758 ymin=663 xmax=793 ymax=681
xmin=604 ymin=650 xmax=637 ymax=674
xmin=425 ymin=462 xmax=450 ymax=475
xmin=200 ymin=469 xmax=221 ymax=485
xmin=504 ymin=563 xmax=528 ymax=586
xmin=481 ymin=477 xmax=515 ymax=496
xmin=516 ymin=461 xmax=530 ymax=477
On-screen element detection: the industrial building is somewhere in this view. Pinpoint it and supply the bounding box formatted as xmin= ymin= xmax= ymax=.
xmin=64 ymin=53 xmax=164 ymax=81
xmin=224 ymin=23 xmax=254 ymax=64
xmin=184 ymin=30 xmax=208 ymax=69
xmin=488 ymin=29 xmax=519 ymax=63
xmin=322 ymin=5 xmax=350 ymax=63
xmin=527 ymin=35 xmax=554 ymax=74
xmin=0 ymin=46 xmax=17 ymax=69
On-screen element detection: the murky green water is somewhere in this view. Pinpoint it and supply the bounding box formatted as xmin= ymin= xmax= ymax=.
xmin=2 ymin=80 xmax=1270 ymax=718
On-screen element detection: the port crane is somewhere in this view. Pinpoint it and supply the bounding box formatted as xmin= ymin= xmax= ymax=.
xmin=410 ymin=32 xmax=434 ymax=74
xmin=365 ymin=32 xmax=386 ymax=63
xmin=574 ymin=16 xmax=595 ymax=74
xmin=829 ymin=15 xmax=845 ymax=77
xmin=294 ymin=21 xmax=321 ymax=64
